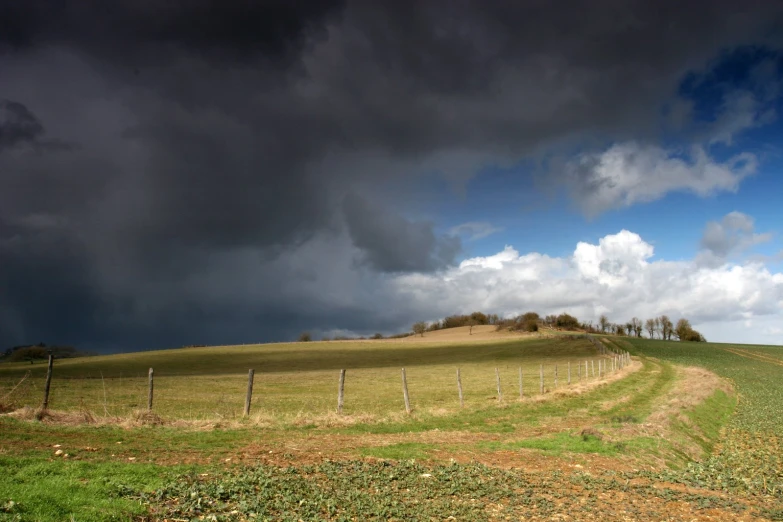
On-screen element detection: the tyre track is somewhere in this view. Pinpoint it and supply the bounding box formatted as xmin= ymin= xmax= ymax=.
xmin=722 ymin=347 xmax=783 ymax=367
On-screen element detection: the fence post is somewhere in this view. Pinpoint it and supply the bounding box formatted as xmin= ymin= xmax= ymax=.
xmin=578 ymin=361 xmax=582 ymax=381
xmin=518 ymin=367 xmax=524 ymax=399
xmin=336 ymin=369 xmax=345 ymax=414
xmin=244 ymin=369 xmax=255 ymax=416
xmin=147 ymin=368 xmax=154 ymax=411
xmin=495 ymin=368 xmax=503 ymax=402
xmin=568 ymin=362 xmax=571 ymax=385
xmin=402 ymin=368 xmax=411 ymax=414
xmin=457 ymin=368 xmax=464 ymax=408
xmin=554 ymin=364 xmax=558 ymax=389
xmin=591 ymin=360 xmax=595 ymax=378
xmin=41 ymin=352 xmax=54 ymax=412
xmin=539 ymin=364 xmax=544 ymax=394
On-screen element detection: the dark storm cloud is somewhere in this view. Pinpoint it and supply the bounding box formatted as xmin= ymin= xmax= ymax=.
xmin=0 ymin=99 xmax=44 ymax=149
xmin=1 ymin=0 xmax=782 ymax=350
xmin=0 ymin=0 xmax=342 ymax=62
xmin=343 ymin=193 xmax=460 ymax=273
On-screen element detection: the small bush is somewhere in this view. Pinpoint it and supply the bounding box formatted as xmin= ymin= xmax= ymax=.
xmin=298 ymin=332 xmax=312 ymax=342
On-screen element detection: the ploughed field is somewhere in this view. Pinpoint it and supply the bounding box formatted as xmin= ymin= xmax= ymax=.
xmin=1 ymin=333 xmax=782 ymax=521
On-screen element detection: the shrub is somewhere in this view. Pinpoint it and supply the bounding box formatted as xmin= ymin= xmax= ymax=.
xmin=555 ymin=313 xmax=580 ymax=330
xmin=298 ymin=332 xmax=312 ymax=342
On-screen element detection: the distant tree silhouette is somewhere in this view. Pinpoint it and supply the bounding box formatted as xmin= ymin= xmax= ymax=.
xmin=630 ymin=317 xmax=643 ymax=337
xmin=645 ymin=318 xmax=656 ymax=338
xmin=599 ymin=315 xmax=610 ymax=333
xmin=412 ymin=321 xmax=427 ymax=337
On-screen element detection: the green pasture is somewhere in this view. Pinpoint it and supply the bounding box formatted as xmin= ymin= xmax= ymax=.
xmin=0 ymin=337 xmax=613 ymax=420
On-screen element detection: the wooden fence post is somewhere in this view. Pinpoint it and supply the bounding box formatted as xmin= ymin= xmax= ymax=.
xmin=539 ymin=364 xmax=544 ymax=394
xmin=578 ymin=361 xmax=582 ymax=381
xmin=457 ymin=368 xmax=464 ymax=408
xmin=336 ymin=369 xmax=345 ymax=414
xmin=519 ymin=367 xmax=524 ymax=399
xmin=147 ymin=368 xmax=154 ymax=412
xmin=41 ymin=353 xmax=54 ymax=412
xmin=567 ymin=362 xmax=571 ymax=385
xmin=554 ymin=364 xmax=558 ymax=389
xmin=401 ymin=368 xmax=411 ymax=414
xmin=495 ymin=368 xmax=503 ymax=402
xmin=591 ymin=360 xmax=595 ymax=378
xmin=244 ymin=369 xmax=255 ymax=416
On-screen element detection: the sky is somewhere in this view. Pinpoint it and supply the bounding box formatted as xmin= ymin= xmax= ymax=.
xmin=1 ymin=0 xmax=782 ymax=352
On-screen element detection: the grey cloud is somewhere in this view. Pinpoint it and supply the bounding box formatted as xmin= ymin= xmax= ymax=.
xmin=0 ymin=99 xmax=44 ymax=150
xmin=698 ymin=211 xmax=772 ymax=266
xmin=342 ymin=193 xmax=460 ymax=273
xmin=449 ymin=222 xmax=503 ymax=241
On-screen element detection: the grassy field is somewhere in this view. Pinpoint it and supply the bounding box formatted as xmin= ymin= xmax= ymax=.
xmin=622 ymin=337 xmax=783 ymax=506
xmin=2 ymin=332 xmax=783 ymax=521
xmin=0 ymin=334 xmax=613 ymax=420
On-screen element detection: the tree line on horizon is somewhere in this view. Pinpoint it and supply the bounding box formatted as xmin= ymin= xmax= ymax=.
xmin=0 ymin=343 xmax=95 ymax=363
xmin=410 ymin=311 xmax=706 ymax=342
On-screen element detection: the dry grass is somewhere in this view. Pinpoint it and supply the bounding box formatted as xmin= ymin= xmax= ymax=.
xmin=8 ymin=406 xmax=98 ymax=425
xmin=399 ymin=325 xmax=540 ymax=343
xmin=0 ymin=335 xmax=621 ymax=422
xmin=615 ymin=365 xmax=734 ymax=461
xmin=647 ymin=366 xmax=732 ymax=426
xmin=0 ymin=358 xmax=642 ymax=431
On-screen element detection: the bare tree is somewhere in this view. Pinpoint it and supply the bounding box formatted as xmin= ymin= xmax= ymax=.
xmin=599 ymin=314 xmax=610 ymax=333
xmin=645 ymin=318 xmax=655 ymax=338
xmin=630 ymin=317 xmax=643 ymax=337
xmin=467 ymin=318 xmax=477 ymax=335
xmin=412 ymin=321 xmax=427 ymax=337
xmin=659 ymin=315 xmax=673 ymax=340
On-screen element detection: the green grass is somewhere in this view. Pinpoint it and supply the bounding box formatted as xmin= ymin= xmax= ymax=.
xmin=623 ymin=338 xmax=783 ymax=435
xmin=625 ymin=338 xmax=783 ymax=498
xmin=0 ymin=458 xmax=181 ymax=522
xmin=358 ymin=442 xmax=437 ymax=460
xmin=478 ymin=431 xmax=658 ymax=456
xmin=3 ymin=334 xmax=775 ymax=520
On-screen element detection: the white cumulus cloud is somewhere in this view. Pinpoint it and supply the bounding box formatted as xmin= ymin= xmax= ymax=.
xmin=565 ymin=142 xmax=757 ymax=215
xmin=388 ymin=229 xmax=783 ymax=345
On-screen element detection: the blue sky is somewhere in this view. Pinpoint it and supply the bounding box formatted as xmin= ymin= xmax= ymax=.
xmin=433 ymin=48 xmax=783 ymax=265
xmin=399 ymin=48 xmax=783 ymax=344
